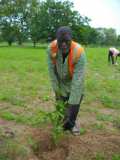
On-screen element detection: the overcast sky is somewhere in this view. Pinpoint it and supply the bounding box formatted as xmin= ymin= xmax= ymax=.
xmin=73 ymin=0 xmax=120 ymax=35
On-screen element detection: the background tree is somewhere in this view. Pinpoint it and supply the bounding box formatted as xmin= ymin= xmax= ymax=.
xmin=0 ymin=0 xmax=29 ymax=45
xmin=117 ymin=35 xmax=120 ymax=46
xmin=0 ymin=0 xmax=119 ymax=46
xmin=104 ymin=28 xmax=117 ymax=46
xmin=25 ymin=0 xmax=41 ymax=47
xmin=37 ymin=0 xmax=75 ymax=41
xmin=96 ymin=28 xmax=118 ymax=46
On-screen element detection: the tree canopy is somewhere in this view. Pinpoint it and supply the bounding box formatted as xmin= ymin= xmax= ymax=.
xmin=0 ymin=0 xmax=119 ymax=46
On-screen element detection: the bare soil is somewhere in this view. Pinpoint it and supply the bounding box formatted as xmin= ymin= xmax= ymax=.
xmin=0 ymin=118 xmax=120 ymax=160
xmin=0 ymin=100 xmax=120 ymax=160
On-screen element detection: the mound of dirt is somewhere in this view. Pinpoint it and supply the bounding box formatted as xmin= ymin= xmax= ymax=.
xmin=67 ymin=133 xmax=120 ymax=160
xmin=30 ymin=128 xmax=69 ymax=160
xmin=31 ymin=128 xmax=120 ymax=160
xmin=0 ymin=119 xmax=120 ymax=160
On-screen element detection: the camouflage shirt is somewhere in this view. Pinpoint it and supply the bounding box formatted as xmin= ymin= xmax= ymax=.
xmin=47 ymin=41 xmax=86 ymax=105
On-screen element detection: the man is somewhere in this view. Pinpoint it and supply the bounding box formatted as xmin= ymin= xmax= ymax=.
xmin=108 ymin=47 xmax=120 ymax=65
xmin=47 ymin=26 xmax=86 ymax=135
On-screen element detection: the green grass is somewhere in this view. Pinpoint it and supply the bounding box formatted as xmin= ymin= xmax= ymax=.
xmin=92 ymin=123 xmax=105 ymax=130
xmin=112 ymin=154 xmax=120 ymax=160
xmin=0 ymin=45 xmax=119 ymax=125
xmin=0 ymin=110 xmax=50 ymax=126
xmin=0 ymin=46 xmax=51 ymax=106
xmin=113 ymin=117 xmax=120 ymax=129
xmin=0 ymin=139 xmax=30 ymax=160
xmin=86 ymin=47 xmax=120 ymax=106
xmin=0 ymin=45 xmax=120 ymax=159
xmin=94 ymin=153 xmax=120 ymax=160
xmin=79 ymin=127 xmax=86 ymax=135
xmin=96 ymin=113 xmax=114 ymax=122
xmin=95 ymin=152 xmax=105 ymax=160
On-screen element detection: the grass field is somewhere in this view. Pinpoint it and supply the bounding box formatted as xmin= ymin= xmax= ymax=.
xmin=0 ymin=45 xmax=120 ymax=160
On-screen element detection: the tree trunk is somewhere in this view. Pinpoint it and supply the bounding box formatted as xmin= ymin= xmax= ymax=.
xmin=33 ymin=41 xmax=36 ymax=47
xmin=8 ymin=41 xmax=12 ymax=46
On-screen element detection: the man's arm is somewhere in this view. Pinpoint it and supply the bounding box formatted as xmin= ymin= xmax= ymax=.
xmin=68 ymin=53 xmax=86 ymax=105
xmin=47 ymin=46 xmax=60 ymax=94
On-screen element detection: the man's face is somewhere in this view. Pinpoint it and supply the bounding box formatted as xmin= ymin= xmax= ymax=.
xmin=56 ymin=26 xmax=72 ymax=54
xmin=58 ymin=39 xmax=71 ymax=54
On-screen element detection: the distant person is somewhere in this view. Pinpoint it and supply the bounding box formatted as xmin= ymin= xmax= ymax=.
xmin=47 ymin=26 xmax=86 ymax=135
xmin=108 ymin=47 xmax=120 ymax=65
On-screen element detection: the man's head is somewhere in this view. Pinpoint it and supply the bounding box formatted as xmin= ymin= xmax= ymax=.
xmin=56 ymin=26 xmax=72 ymax=54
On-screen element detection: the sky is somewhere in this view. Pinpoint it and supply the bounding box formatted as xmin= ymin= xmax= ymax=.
xmin=73 ymin=0 xmax=120 ymax=35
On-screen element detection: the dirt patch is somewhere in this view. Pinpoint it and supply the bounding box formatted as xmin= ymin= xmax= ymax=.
xmin=30 ymin=128 xmax=69 ymax=160
xmin=28 ymin=96 xmax=55 ymax=112
xmin=98 ymin=108 xmax=120 ymax=116
xmin=0 ymin=119 xmax=120 ymax=160
xmin=30 ymin=128 xmax=120 ymax=160
xmin=67 ymin=132 xmax=120 ymax=160
xmin=0 ymin=118 xmax=27 ymax=135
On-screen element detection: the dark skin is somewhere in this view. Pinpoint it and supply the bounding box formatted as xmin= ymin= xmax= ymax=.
xmin=57 ymin=38 xmax=71 ymax=63
xmin=55 ymin=27 xmax=84 ymax=133
xmin=58 ymin=39 xmax=71 ymax=53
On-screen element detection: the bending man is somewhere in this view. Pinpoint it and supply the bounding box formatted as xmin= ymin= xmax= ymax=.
xmin=108 ymin=47 xmax=120 ymax=65
xmin=47 ymin=26 xmax=86 ymax=135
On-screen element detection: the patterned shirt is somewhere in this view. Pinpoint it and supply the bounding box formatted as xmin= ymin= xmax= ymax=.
xmin=47 ymin=41 xmax=86 ymax=105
